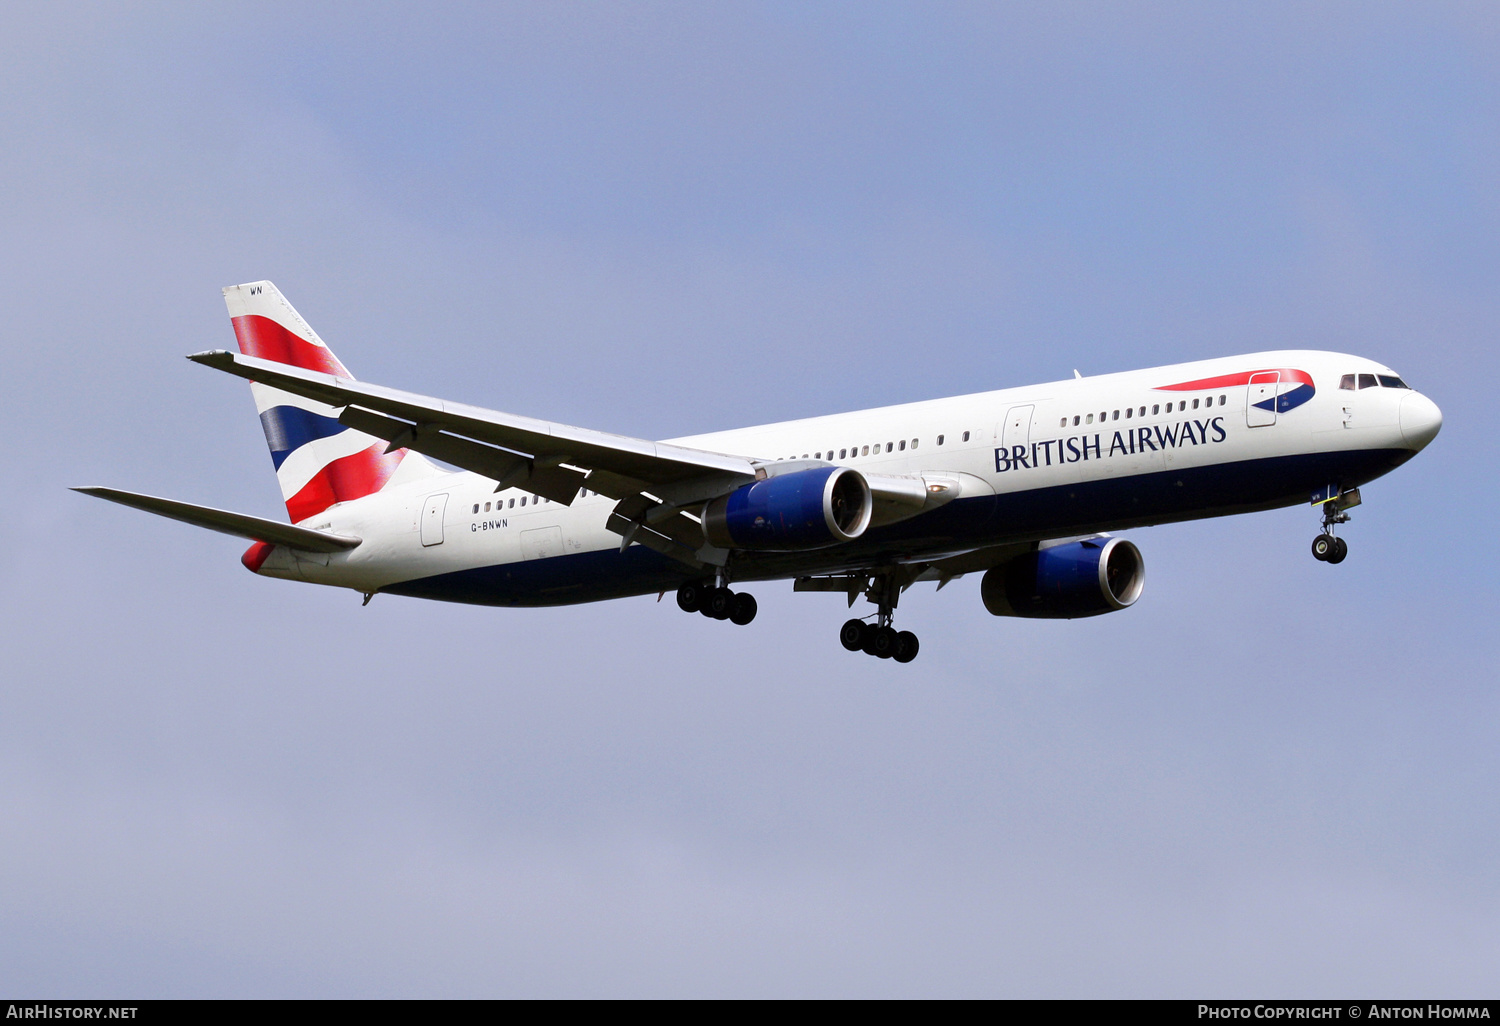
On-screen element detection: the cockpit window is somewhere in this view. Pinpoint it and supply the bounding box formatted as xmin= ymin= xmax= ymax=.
xmin=1358 ymin=373 xmax=1378 ymax=389
xmin=1340 ymin=374 xmax=1356 ymax=390
xmin=1378 ymin=375 xmax=1409 ymax=389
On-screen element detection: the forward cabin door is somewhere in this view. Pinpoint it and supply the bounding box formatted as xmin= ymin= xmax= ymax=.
xmin=1247 ymin=372 xmax=1280 ymax=428
xmin=1001 ymin=405 xmax=1034 ymax=450
xmin=420 ymin=493 xmax=448 ymax=546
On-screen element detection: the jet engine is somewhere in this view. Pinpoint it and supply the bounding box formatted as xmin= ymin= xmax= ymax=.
xmin=703 ymin=466 xmax=873 ymax=551
xmin=980 ymin=537 xmax=1145 ymax=618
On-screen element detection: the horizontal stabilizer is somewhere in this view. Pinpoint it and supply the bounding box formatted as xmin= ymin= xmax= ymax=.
xmin=72 ymin=487 xmax=361 ymax=552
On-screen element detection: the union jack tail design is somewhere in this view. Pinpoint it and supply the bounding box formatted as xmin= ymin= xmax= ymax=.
xmin=223 ymin=281 xmax=440 ymax=523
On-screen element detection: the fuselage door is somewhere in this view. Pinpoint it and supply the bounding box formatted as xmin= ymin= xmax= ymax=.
xmin=420 ymin=492 xmax=448 ymax=546
xmin=1001 ymin=405 xmax=1035 ymax=449
xmin=1247 ymin=372 xmax=1280 ymax=428
xmin=521 ymin=526 xmax=563 ymax=560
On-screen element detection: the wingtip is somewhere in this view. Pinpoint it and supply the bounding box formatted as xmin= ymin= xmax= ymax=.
xmin=186 ymin=349 xmax=233 ymax=366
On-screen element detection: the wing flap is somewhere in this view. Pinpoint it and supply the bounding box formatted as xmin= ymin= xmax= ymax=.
xmin=73 ymin=487 xmax=361 ymax=552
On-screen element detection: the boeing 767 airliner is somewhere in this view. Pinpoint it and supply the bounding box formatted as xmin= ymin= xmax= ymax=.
xmin=78 ymin=282 xmax=1442 ymax=663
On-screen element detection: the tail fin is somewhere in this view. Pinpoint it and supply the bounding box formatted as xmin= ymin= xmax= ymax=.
xmin=223 ymin=281 xmax=439 ymax=523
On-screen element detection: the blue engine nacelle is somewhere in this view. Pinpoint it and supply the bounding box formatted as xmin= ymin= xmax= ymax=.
xmin=980 ymin=538 xmax=1145 ymax=619
xmin=703 ymin=466 xmax=873 ymax=551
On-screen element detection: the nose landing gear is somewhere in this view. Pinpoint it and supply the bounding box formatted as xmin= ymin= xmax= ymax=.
xmin=1311 ymin=533 xmax=1347 ymax=564
xmin=1311 ymin=486 xmax=1360 ymax=564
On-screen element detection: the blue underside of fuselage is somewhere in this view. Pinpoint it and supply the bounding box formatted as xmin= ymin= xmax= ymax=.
xmin=380 ymin=447 xmax=1413 ymax=607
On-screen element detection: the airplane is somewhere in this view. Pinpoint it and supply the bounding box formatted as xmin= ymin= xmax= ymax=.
xmin=77 ymin=281 xmax=1442 ymax=664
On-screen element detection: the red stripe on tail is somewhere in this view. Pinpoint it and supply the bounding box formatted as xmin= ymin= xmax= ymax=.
xmin=284 ymin=442 xmax=406 ymax=523
xmin=231 ymin=314 xmax=351 ymax=377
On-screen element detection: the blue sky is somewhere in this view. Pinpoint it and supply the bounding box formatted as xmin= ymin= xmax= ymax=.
xmin=1 ymin=2 xmax=1496 ymax=996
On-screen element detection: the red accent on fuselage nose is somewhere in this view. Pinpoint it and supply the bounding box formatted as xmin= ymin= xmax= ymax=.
xmin=241 ymin=541 xmax=275 ymax=573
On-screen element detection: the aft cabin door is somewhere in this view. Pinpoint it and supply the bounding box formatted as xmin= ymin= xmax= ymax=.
xmin=420 ymin=493 xmax=448 ymax=546
xmin=1247 ymin=372 xmax=1279 ymax=428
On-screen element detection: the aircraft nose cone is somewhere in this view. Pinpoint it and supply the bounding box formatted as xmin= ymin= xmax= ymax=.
xmin=1399 ymin=391 xmax=1442 ymax=450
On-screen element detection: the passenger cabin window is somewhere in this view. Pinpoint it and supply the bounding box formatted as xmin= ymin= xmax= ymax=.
xmin=911 ymin=438 xmax=918 ymax=449
xmin=472 ymin=504 xmax=479 ymax=514
xmin=898 ymin=440 xmax=906 ymax=451
xmin=937 ymin=435 xmax=945 ymax=445
xmin=962 ymin=431 xmax=970 ymax=442
xmin=1152 ymin=405 xmax=1159 ymax=415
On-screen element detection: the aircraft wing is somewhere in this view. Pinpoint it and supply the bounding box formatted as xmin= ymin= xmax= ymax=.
xmin=187 ymin=350 xmax=760 ymax=509
xmin=73 ymin=486 xmax=361 ymax=551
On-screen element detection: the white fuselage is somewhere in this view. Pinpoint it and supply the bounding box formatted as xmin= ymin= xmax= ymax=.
xmin=255 ymin=349 xmax=1437 ymax=604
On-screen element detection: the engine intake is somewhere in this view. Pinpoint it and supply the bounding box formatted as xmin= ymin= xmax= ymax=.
xmin=703 ymin=466 xmax=872 ymax=551
xmin=981 ymin=538 xmax=1145 ymax=618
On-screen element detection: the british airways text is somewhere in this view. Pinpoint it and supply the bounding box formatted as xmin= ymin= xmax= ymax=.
xmin=995 ymin=417 xmax=1227 ymax=473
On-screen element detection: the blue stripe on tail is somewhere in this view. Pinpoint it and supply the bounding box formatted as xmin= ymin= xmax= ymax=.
xmin=259 ymin=406 xmax=347 ymax=469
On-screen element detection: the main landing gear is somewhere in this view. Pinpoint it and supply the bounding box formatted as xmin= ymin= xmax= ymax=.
xmin=1311 ymin=486 xmax=1361 ymax=565
xmin=839 ymin=571 xmax=920 ymax=663
xmin=839 ymin=619 xmax=920 ymax=663
xmin=676 ymin=580 xmax=757 ymax=626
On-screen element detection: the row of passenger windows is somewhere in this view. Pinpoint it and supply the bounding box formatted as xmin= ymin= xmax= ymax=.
xmin=1340 ymin=373 xmax=1408 ymax=390
xmin=472 ymin=487 xmax=611 ymax=514
xmin=473 ymin=495 xmax=549 ymax=514
xmin=781 ymin=431 xmax=973 ymax=463
xmin=1060 ymin=395 xmax=1227 ymax=428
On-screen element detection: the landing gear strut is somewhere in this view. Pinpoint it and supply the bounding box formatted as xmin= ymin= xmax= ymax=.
xmin=676 ymin=580 xmax=757 ymax=626
xmin=1311 ymin=486 xmax=1359 ymax=565
xmin=838 ymin=572 xmax=919 ymax=663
